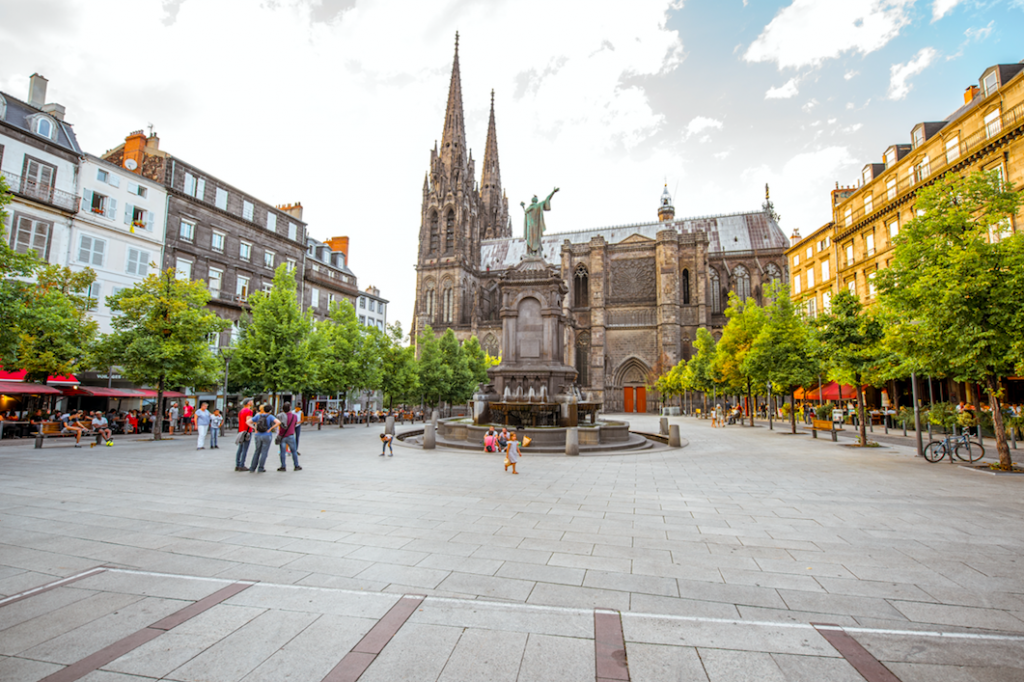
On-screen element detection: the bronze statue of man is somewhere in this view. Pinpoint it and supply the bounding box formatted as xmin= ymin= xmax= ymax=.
xmin=521 ymin=187 xmax=559 ymax=256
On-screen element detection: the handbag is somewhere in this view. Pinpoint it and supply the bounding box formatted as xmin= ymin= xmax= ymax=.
xmin=234 ymin=431 xmax=251 ymax=445
xmin=522 ymin=436 xmax=532 ymax=447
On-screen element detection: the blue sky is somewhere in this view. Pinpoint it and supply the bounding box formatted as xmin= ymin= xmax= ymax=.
xmin=1 ymin=0 xmax=1021 ymax=329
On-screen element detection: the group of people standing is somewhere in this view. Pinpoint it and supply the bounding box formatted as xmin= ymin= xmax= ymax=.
xmin=233 ymin=399 xmax=304 ymax=473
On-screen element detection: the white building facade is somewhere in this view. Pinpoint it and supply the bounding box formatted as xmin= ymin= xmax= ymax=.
xmin=357 ymin=286 xmax=388 ymax=331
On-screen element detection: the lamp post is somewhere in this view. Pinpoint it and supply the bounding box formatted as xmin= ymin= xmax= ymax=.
xmin=911 ymin=370 xmax=923 ymax=458
xmin=219 ymin=348 xmax=233 ymax=413
xmin=767 ymin=381 xmax=773 ymax=431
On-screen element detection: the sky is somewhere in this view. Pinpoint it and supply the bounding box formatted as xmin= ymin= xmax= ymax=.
xmin=1 ymin=0 xmax=1022 ymax=333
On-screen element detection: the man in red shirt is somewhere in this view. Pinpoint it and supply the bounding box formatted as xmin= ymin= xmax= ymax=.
xmin=234 ymin=399 xmax=254 ymax=471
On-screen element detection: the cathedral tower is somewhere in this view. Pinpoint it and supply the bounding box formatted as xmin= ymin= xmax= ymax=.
xmin=480 ymin=90 xmax=510 ymax=240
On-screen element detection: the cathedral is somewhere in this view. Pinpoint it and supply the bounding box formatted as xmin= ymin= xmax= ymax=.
xmin=413 ymin=37 xmax=790 ymax=413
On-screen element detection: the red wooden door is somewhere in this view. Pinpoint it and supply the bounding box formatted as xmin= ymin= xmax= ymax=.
xmin=636 ymin=386 xmax=647 ymax=413
xmin=623 ymin=387 xmax=634 ymax=413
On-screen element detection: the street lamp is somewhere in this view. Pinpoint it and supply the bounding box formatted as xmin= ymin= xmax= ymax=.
xmin=911 ymin=369 xmax=924 ymax=458
xmin=219 ymin=347 xmax=234 ymax=413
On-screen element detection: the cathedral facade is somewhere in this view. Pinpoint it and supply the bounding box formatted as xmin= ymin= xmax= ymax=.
xmin=413 ymin=38 xmax=790 ymax=413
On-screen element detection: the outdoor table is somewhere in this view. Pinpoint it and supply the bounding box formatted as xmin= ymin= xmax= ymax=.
xmin=0 ymin=421 xmax=31 ymax=439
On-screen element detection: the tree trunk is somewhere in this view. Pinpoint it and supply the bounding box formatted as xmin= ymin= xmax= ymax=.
xmin=855 ymin=377 xmax=867 ymax=446
xmin=153 ymin=375 xmax=165 ymax=441
xmin=986 ymin=375 xmax=1013 ymax=470
xmin=790 ymin=390 xmax=797 ymax=434
xmin=339 ymin=394 xmax=347 ymax=428
xmin=747 ymin=378 xmax=754 ymax=427
xmin=702 ymin=392 xmax=707 ymax=419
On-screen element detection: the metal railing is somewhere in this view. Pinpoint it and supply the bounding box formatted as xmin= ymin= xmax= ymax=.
xmin=836 ymin=100 xmax=1024 ymax=232
xmin=1 ymin=170 xmax=80 ymax=213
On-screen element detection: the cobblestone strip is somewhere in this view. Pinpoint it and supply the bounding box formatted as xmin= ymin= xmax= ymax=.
xmin=595 ymin=608 xmax=630 ymax=682
xmin=812 ymin=623 xmax=902 ymax=682
xmin=321 ymin=594 xmax=426 ymax=682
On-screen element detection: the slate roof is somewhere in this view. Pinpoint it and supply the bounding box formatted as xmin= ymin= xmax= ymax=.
xmin=480 ymin=209 xmax=786 ymax=271
xmin=0 ymin=91 xmax=82 ymax=156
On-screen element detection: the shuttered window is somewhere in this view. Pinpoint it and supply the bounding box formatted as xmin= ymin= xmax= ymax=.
xmin=12 ymin=215 xmax=52 ymax=259
xmin=126 ymin=247 xmax=151 ymax=276
xmin=77 ymin=234 xmax=106 ymax=266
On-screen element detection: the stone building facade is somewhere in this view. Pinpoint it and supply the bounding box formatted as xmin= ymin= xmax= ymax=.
xmin=414 ymin=38 xmax=789 ymax=413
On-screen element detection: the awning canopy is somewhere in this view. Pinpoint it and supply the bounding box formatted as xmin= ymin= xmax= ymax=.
xmin=0 ymin=380 xmax=63 ymax=395
xmin=132 ymin=389 xmax=187 ymax=398
xmin=62 ymin=386 xmax=144 ymax=398
xmin=0 ymin=369 xmax=79 ymax=385
xmin=795 ymin=382 xmax=858 ymax=401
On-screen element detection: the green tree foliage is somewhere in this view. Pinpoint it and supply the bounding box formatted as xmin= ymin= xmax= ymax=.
xmin=816 ymin=290 xmax=885 ymax=446
xmin=232 ymin=264 xmax=313 ymax=407
xmin=743 ymin=284 xmax=819 ymax=434
xmin=462 ymin=335 xmax=490 ymax=387
xmin=416 ymin=326 xmax=446 ymax=408
xmin=712 ymin=293 xmax=767 ymax=426
xmin=877 ymin=170 xmax=1023 ymax=468
xmin=0 ymin=177 xmax=44 ymax=365
xmin=688 ymin=327 xmax=719 ymax=416
xmin=310 ymin=299 xmax=363 ymax=426
xmin=438 ymin=328 xmax=474 ymax=407
xmin=102 ymin=268 xmax=229 ymax=439
xmin=378 ymin=322 xmax=418 ymax=409
xmin=17 ymin=265 xmax=98 ymax=383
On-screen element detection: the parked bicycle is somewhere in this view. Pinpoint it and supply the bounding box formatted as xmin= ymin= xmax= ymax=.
xmin=923 ymin=433 xmax=985 ymax=463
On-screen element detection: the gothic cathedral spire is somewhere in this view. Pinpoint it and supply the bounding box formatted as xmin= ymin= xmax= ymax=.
xmin=440 ymin=31 xmax=468 ymax=173
xmin=480 ymin=89 xmax=510 ymax=240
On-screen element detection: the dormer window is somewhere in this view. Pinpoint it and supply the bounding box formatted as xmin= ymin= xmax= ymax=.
xmin=912 ymin=127 xmax=924 ymax=148
xmin=884 ymin=148 xmax=896 ymax=169
xmin=35 ymin=116 xmax=54 ymax=139
xmin=0 ymin=94 xmax=7 ymax=121
xmin=982 ymin=71 xmax=998 ymax=97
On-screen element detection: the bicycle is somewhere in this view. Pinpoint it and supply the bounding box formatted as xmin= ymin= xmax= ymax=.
xmin=923 ymin=432 xmax=985 ymax=463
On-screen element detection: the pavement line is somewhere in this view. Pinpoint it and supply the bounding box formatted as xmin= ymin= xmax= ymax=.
xmin=101 ymin=568 xmax=1024 ymax=643
xmin=36 ymin=582 xmax=251 ymax=682
xmin=813 ymin=623 xmax=902 ymax=682
xmin=0 ymin=566 xmax=107 ymax=608
xmin=321 ymin=594 xmax=425 ymax=682
xmin=595 ymin=608 xmax=630 ymax=682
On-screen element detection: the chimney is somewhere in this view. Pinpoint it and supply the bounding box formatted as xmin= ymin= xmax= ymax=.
xmin=123 ymin=130 xmax=147 ymax=174
xmin=964 ymin=85 xmax=980 ymax=105
xmin=277 ymin=202 xmax=303 ymax=221
xmin=28 ymin=73 xmax=47 ymax=108
xmin=790 ymin=228 xmax=802 ymax=247
xmin=146 ymin=132 xmax=160 ymax=151
xmin=326 ymin=236 xmax=349 ymax=260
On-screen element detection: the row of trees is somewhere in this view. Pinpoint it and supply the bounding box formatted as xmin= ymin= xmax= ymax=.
xmin=656 ymin=171 xmax=1024 ymax=470
xmin=1 ymin=179 xmax=493 ymax=440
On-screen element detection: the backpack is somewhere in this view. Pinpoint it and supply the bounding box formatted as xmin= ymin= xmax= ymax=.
xmin=255 ymin=413 xmax=271 ymax=433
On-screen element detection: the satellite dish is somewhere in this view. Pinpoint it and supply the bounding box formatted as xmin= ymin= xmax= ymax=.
xmin=124 ymin=158 xmax=138 ymax=170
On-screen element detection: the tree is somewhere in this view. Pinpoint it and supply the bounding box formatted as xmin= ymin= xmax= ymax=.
xmin=877 ymin=170 xmax=1023 ymax=469
xmin=712 ymin=293 xmax=767 ymax=426
xmin=0 ymin=176 xmax=44 ymax=366
xmin=438 ymin=329 xmax=474 ymax=409
xmin=416 ymin=326 xmax=447 ymax=408
xmin=378 ymin=322 xmax=418 ymax=409
xmin=232 ymin=264 xmax=313 ymax=408
xmin=743 ymin=284 xmax=819 ymax=434
xmin=103 ymin=268 xmax=229 ymax=440
xmin=312 ymin=299 xmax=363 ymax=427
xmin=816 ymin=290 xmax=885 ymax=446
xmin=688 ymin=327 xmax=718 ymax=417
xmin=463 ymin=335 xmax=490 ymax=387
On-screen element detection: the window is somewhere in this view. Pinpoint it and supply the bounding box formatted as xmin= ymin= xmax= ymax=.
xmin=442 ymin=285 xmax=453 ymax=323
xmin=243 ymin=200 xmax=254 ymax=221
xmin=945 ymin=136 xmax=960 ymax=165
xmin=821 ymin=259 xmax=830 ymax=282
xmin=266 ymin=213 xmax=277 ymax=233
xmin=180 ymin=219 xmax=196 ymax=241
xmin=822 ymin=291 xmax=831 ymax=311
xmin=311 ymin=288 xmax=320 ymax=308
xmin=125 ymin=247 xmax=151 ymax=276
xmin=884 ymin=148 xmax=896 ymax=168
xmin=985 ymin=109 xmax=1001 ymax=138
xmin=806 ymin=269 xmax=814 ymax=289
xmin=12 ymin=215 xmax=52 ymax=259
xmin=215 ymin=188 xmax=228 ymax=210
xmin=793 ymin=273 xmax=802 ymax=294
xmin=908 ymin=166 xmax=917 ymax=187
xmin=912 ymin=127 xmax=924 ymax=148
xmin=239 ymin=241 xmax=252 ymax=261
xmin=175 ymin=257 xmax=193 ymax=280
xmin=96 ymin=168 xmax=120 ymax=187
xmin=328 ymin=293 xmax=336 ymax=308
xmin=83 ymin=189 xmax=117 ymax=220
xmin=425 ymin=286 xmax=435 ymax=318
xmin=805 ymin=246 xmax=813 ymax=260
xmin=845 ymin=243 xmax=854 ymax=266
xmin=764 ymin=263 xmax=782 ymax=291
xmin=709 ymin=267 xmax=721 ymax=313
xmin=847 ymin=280 xmax=856 ymax=295
xmin=286 ymin=258 xmax=296 ymax=272
xmin=359 ymin=297 xmax=366 ymax=309
xmin=207 ymin=268 xmax=223 ymax=296
xmin=429 ymin=212 xmax=439 ymax=254
xmin=263 ymin=250 xmax=275 ymax=269
xmin=128 ymin=182 xmax=147 ymax=198
xmin=862 ymin=167 xmax=873 ymax=185
xmin=888 ymin=221 xmax=899 ymax=240
xmin=359 ymin=315 xmax=366 ymax=325
xmin=865 ymin=233 xmax=875 ymax=256
xmin=574 ymin=264 xmax=589 ymax=306
xmin=85 ymin=282 xmax=102 ymax=310
xmin=868 ymin=272 xmax=877 ymax=297
xmin=681 ymin=268 xmax=690 ymax=305
xmin=864 ymin=193 xmax=873 ymax=215
xmin=793 ymin=254 xmax=799 ymax=267
xmin=236 ymin=275 xmax=250 ymax=301
xmin=124 ymin=204 xmax=150 ymax=230
xmin=982 ymin=71 xmax=998 ymax=97
xmin=805 ymin=296 xmax=817 ymax=317
xmin=379 ymin=303 xmax=385 ymax=315
xmin=918 ymin=155 xmax=931 ymax=181
xmin=262 ymin=281 xmax=272 ymax=294
xmin=445 ymin=210 xmax=455 ymax=253
xmin=733 ymin=265 xmax=751 ymax=301
xmin=211 ymin=230 xmax=225 ymax=252
xmin=288 ymin=222 xmax=298 ymax=240
xmin=886 ymin=178 xmax=896 ymax=201
xmin=77 ymin=234 xmax=106 ymax=267
xmin=35 ymin=117 xmax=53 ymax=138
xmin=844 ymin=207 xmax=852 ymax=227
xmin=183 ymin=172 xmax=206 ymax=200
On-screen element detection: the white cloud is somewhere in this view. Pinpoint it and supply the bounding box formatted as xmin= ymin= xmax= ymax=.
xmin=842 ymin=123 xmax=864 ymax=133
xmin=714 ymin=149 xmax=732 ymax=160
xmin=888 ymin=47 xmax=938 ymax=100
xmin=932 ymin=0 xmax=964 ymax=21
xmin=802 ymin=98 xmax=819 ymax=112
xmin=844 ymin=70 xmax=859 ymax=80
xmin=765 ymin=77 xmax=800 ymax=99
xmin=964 ymin=21 xmax=994 ymax=42
xmin=684 ymin=116 xmax=724 ymax=141
xmin=0 ymin=0 xmax=686 ymax=330
xmin=744 ymin=0 xmax=914 ymax=69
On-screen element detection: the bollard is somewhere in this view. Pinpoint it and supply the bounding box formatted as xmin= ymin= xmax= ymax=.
xmin=385 ymin=416 xmax=395 ymax=436
xmin=432 ymin=410 xmax=439 ymax=428
xmin=423 ymin=423 xmax=436 ymax=449
xmin=35 ymin=434 xmax=44 ymax=449
xmin=668 ymin=424 xmax=682 ymax=447
xmin=659 ymin=417 xmax=668 ymax=436
xmin=565 ymin=427 xmax=579 ymax=456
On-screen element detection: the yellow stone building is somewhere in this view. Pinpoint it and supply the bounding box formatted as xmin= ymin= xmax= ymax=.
xmin=787 ymin=59 xmax=1024 ymax=311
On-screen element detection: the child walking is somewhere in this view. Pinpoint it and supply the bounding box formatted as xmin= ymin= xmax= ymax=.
xmin=504 ymin=432 xmax=521 ymax=474
xmin=210 ymin=409 xmax=223 ymax=449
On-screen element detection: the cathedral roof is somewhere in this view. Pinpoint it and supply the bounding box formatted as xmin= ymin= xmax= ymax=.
xmin=480 ymin=209 xmax=787 ymax=270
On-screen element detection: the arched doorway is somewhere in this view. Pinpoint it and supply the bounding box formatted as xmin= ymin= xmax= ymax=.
xmin=615 ymin=357 xmax=650 ymax=413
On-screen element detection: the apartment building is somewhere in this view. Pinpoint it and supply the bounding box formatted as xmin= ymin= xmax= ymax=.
xmin=357 ymin=285 xmax=388 ymax=331
xmin=303 ymin=234 xmax=360 ymax=321
xmin=785 ymin=222 xmax=835 ymax=316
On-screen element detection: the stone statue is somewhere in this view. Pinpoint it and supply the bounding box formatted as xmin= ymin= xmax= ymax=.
xmin=521 ymin=187 xmax=559 ymax=256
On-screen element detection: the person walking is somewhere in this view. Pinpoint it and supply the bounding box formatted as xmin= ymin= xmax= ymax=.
xmin=210 ymin=409 xmax=223 ymax=449
xmin=248 ymin=403 xmax=280 ymax=473
xmin=291 ymin=403 xmax=303 ymax=456
xmin=380 ymin=432 xmax=394 ymax=456
xmin=504 ymin=432 xmax=521 ymax=474
xmin=235 ymin=399 xmax=254 ymax=471
xmin=276 ymin=402 xmax=302 ymax=471
xmin=168 ymin=402 xmax=179 ymax=436
xmin=182 ymin=401 xmax=194 ymax=435
xmin=194 ymin=402 xmax=211 ymax=450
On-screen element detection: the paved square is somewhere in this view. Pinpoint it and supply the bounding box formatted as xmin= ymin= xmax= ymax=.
xmin=1 ymin=415 xmax=1023 ymax=681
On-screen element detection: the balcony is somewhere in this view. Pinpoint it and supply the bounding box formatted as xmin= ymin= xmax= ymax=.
xmin=1 ymin=170 xmax=79 ymax=213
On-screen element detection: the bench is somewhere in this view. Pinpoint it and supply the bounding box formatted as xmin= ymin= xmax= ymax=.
xmin=810 ymin=418 xmax=843 ymax=442
xmin=34 ymin=422 xmax=99 ymax=449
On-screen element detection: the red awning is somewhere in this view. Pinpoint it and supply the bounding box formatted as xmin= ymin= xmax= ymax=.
xmin=132 ymin=389 xmax=187 ymax=398
xmin=62 ymin=386 xmax=144 ymax=398
xmin=0 ymin=380 xmax=63 ymax=395
xmin=0 ymin=369 xmax=79 ymax=385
